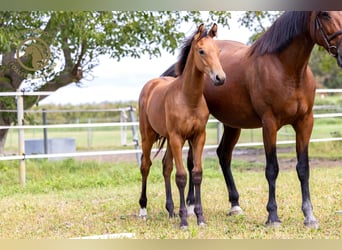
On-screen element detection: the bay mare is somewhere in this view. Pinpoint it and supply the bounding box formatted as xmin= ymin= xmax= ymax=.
xmin=162 ymin=11 xmax=342 ymax=228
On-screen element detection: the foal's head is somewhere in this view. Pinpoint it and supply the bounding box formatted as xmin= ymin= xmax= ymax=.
xmin=311 ymin=11 xmax=342 ymax=67
xmin=179 ymin=23 xmax=226 ymax=86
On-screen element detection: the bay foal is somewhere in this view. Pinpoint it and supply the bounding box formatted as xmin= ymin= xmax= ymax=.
xmin=138 ymin=23 xmax=225 ymax=228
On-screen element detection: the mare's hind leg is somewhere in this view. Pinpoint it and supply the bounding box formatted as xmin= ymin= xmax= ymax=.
xmin=293 ymin=114 xmax=319 ymax=228
xmin=163 ymin=142 xmax=175 ymax=218
xmin=217 ymin=126 xmax=243 ymax=215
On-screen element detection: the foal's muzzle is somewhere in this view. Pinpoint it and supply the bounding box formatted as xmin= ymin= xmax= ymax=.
xmin=210 ymin=72 xmax=226 ymax=86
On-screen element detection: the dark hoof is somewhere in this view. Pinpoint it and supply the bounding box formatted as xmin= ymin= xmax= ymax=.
xmin=168 ymin=212 xmax=177 ymax=219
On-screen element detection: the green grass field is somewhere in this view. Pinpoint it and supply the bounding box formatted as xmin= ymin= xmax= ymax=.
xmin=0 ymin=147 xmax=341 ymax=239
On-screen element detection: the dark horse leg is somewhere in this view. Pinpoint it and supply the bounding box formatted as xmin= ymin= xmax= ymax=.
xmin=262 ymin=116 xmax=281 ymax=226
xmin=217 ymin=126 xmax=243 ymax=215
xmin=186 ymin=145 xmax=195 ymax=215
xmin=163 ymin=143 xmax=176 ymax=218
xmin=169 ymin=135 xmax=188 ymax=228
xmin=293 ymin=115 xmax=319 ymax=228
xmin=190 ymin=133 xmax=206 ymax=226
xmin=187 ymin=126 xmax=243 ymax=216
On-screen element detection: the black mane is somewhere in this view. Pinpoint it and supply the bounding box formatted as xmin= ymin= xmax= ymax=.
xmin=161 ymin=26 xmax=208 ymax=77
xmin=249 ymin=11 xmax=312 ymax=56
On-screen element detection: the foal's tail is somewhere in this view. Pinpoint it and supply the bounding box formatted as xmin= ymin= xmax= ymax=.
xmin=153 ymin=135 xmax=166 ymax=159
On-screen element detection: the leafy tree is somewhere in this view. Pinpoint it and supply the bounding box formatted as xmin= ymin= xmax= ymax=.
xmin=309 ymin=46 xmax=342 ymax=89
xmin=238 ymin=11 xmax=281 ymax=44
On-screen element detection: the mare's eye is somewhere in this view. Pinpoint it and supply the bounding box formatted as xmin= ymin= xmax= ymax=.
xmin=199 ymin=49 xmax=205 ymax=55
xmin=320 ymin=11 xmax=331 ymax=20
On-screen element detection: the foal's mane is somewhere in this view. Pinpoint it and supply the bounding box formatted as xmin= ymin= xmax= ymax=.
xmin=175 ymin=27 xmax=209 ymax=76
xmin=160 ymin=26 xmax=209 ymax=78
xmin=249 ymin=11 xmax=312 ymax=56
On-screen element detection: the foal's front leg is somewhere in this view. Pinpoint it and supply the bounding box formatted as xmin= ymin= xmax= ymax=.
xmin=169 ymin=135 xmax=188 ymax=228
xmin=190 ymin=132 xmax=206 ymax=226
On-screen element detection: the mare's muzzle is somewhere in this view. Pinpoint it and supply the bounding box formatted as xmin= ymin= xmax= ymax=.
xmin=337 ymin=40 xmax=342 ymax=67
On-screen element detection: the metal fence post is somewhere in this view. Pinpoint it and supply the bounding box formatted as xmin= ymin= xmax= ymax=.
xmin=129 ymin=106 xmax=141 ymax=166
xmin=217 ymin=121 xmax=223 ymax=144
xmin=120 ymin=110 xmax=128 ymax=146
xmin=16 ymin=91 xmax=26 ymax=186
xmin=87 ymin=118 xmax=92 ymax=148
xmin=42 ymin=108 xmax=48 ymax=154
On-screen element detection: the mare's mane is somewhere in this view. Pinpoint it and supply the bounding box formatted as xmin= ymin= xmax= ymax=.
xmin=249 ymin=11 xmax=312 ymax=56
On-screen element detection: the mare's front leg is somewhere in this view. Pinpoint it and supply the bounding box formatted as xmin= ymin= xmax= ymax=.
xmin=217 ymin=126 xmax=243 ymax=215
xmin=293 ymin=114 xmax=319 ymax=228
xmin=190 ymin=131 xmax=207 ymax=226
xmin=169 ymin=135 xmax=188 ymax=228
xmin=262 ymin=115 xmax=281 ymax=226
xmin=162 ymin=142 xmax=175 ymax=217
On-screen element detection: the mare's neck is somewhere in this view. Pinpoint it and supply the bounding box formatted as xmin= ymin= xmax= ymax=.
xmin=277 ymin=34 xmax=315 ymax=82
xmin=180 ymin=51 xmax=205 ymax=107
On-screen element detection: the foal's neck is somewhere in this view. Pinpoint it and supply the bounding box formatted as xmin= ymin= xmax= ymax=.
xmin=181 ymin=52 xmax=205 ymax=107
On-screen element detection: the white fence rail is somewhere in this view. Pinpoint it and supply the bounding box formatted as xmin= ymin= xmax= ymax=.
xmin=1 ymin=89 xmax=342 ymax=185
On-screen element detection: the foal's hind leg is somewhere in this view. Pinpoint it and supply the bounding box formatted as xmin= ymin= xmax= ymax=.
xmin=186 ymin=144 xmax=195 ymax=215
xmin=293 ymin=115 xmax=319 ymax=228
xmin=217 ymin=126 xmax=243 ymax=216
xmin=163 ymin=143 xmax=175 ymax=218
xmin=138 ymin=130 xmax=155 ymax=219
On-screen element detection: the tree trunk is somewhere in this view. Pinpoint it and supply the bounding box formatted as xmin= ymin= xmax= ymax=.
xmin=0 ymin=119 xmax=9 ymax=155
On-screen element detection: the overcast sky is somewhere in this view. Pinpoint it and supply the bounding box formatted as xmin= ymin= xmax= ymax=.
xmin=40 ymin=12 xmax=253 ymax=105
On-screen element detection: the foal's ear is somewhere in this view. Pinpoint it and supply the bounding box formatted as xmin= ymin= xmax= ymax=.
xmin=194 ymin=23 xmax=205 ymax=40
xmin=209 ymin=23 xmax=218 ymax=38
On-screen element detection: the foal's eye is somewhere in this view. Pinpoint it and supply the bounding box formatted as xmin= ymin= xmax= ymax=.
xmin=320 ymin=11 xmax=331 ymax=20
xmin=199 ymin=49 xmax=205 ymax=55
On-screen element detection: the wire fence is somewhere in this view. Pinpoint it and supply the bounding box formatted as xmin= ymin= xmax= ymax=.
xmin=0 ymin=89 xmax=342 ymax=185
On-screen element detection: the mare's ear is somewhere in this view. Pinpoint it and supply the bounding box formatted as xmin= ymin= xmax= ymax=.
xmin=209 ymin=23 xmax=218 ymax=38
xmin=194 ymin=23 xmax=205 ymax=41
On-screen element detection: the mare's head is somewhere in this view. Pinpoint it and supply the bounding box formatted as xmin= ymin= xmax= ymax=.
xmin=311 ymin=11 xmax=342 ymax=67
xmin=178 ymin=23 xmax=225 ymax=86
